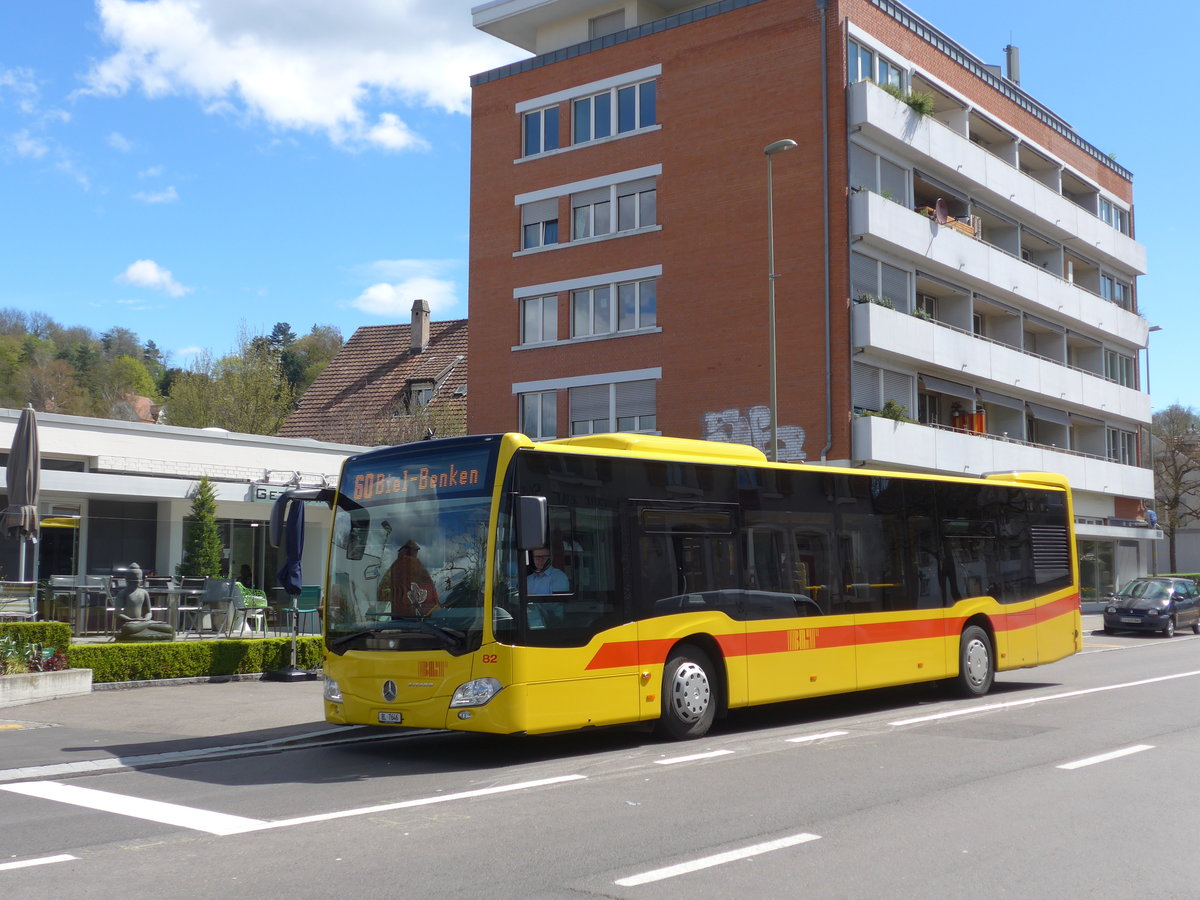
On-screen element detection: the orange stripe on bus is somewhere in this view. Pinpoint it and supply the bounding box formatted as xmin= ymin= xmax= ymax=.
xmin=583 ymin=593 xmax=1080 ymax=671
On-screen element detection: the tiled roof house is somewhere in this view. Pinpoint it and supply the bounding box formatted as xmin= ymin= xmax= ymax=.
xmin=277 ymin=300 xmax=468 ymax=446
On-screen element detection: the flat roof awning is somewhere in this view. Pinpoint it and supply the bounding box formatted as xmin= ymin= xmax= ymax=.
xmin=1027 ymin=402 xmax=1070 ymax=426
xmin=919 ymin=374 xmax=975 ymax=401
xmin=977 ymin=389 xmax=1023 ymax=410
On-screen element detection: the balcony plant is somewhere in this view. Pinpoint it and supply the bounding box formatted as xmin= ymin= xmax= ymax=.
xmin=879 ymin=82 xmax=935 ymax=116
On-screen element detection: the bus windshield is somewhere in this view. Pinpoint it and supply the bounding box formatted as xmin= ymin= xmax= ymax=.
xmin=325 ymin=439 xmax=499 ymax=656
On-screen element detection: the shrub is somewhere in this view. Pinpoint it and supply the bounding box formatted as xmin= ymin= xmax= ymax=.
xmin=67 ymin=637 xmax=324 ymax=684
xmin=0 ymin=621 xmax=71 ymax=655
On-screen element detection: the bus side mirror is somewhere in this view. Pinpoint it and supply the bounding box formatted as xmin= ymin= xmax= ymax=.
xmin=518 ymin=495 xmax=548 ymax=551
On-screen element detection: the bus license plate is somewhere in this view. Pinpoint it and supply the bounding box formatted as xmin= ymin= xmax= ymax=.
xmin=378 ymin=711 xmax=403 ymax=724
xmin=1120 ymin=617 xmax=1140 ymax=624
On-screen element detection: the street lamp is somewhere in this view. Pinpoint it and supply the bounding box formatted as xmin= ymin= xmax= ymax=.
xmin=764 ymin=138 xmax=797 ymax=462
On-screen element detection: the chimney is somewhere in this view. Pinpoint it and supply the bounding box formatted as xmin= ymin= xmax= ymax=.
xmin=1004 ymin=44 xmax=1020 ymax=85
xmin=411 ymin=298 xmax=430 ymax=352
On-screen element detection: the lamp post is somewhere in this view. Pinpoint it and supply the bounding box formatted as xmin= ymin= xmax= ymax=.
xmin=1146 ymin=324 xmax=1162 ymax=574
xmin=764 ymin=138 xmax=797 ymax=462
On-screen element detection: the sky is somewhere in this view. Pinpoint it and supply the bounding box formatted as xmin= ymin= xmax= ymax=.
xmin=0 ymin=0 xmax=1195 ymax=412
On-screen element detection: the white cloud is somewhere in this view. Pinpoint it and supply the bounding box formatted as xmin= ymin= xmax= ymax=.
xmin=139 ymin=164 xmax=164 ymax=178
xmin=108 ymin=131 xmax=134 ymax=151
xmin=0 ymin=67 xmax=39 ymax=114
xmin=133 ymin=185 xmax=179 ymax=203
xmin=350 ymin=259 xmax=460 ymax=318
xmin=11 ymin=129 xmax=48 ymax=158
xmin=116 ymin=258 xmax=192 ymax=297
xmin=84 ymin=0 xmax=526 ymax=151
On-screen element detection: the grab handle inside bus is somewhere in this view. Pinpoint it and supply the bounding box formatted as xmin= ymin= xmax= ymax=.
xmin=518 ymin=495 xmax=548 ymax=551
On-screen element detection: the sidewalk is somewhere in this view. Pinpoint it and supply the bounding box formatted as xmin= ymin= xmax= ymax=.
xmin=0 ymin=677 xmax=334 ymax=782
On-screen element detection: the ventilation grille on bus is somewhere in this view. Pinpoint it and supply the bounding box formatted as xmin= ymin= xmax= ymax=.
xmin=1031 ymin=525 xmax=1071 ymax=572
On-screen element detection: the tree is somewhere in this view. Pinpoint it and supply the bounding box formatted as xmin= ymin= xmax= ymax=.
xmin=1151 ymin=405 xmax=1200 ymax=573
xmin=179 ymin=475 xmax=223 ymax=577
xmin=101 ymin=326 xmax=142 ymax=361
xmin=163 ymin=328 xmax=296 ymax=434
xmin=281 ymin=324 xmax=343 ymax=396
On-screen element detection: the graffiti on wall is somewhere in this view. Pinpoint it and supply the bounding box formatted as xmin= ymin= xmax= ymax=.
xmin=702 ymin=405 xmax=807 ymax=461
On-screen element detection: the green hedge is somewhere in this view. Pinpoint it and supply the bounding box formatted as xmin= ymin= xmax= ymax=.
xmin=67 ymin=637 xmax=324 ymax=684
xmin=0 ymin=621 xmax=72 ymax=654
xmin=1162 ymin=573 xmax=1200 ymax=582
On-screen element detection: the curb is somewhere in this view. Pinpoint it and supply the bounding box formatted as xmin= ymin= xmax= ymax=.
xmin=93 ymin=670 xmax=323 ymax=691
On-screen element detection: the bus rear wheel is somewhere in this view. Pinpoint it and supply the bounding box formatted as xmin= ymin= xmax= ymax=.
xmin=954 ymin=625 xmax=994 ymax=697
xmin=657 ymin=645 xmax=716 ymax=740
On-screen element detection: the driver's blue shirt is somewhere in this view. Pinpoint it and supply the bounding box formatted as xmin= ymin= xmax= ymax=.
xmin=528 ymin=565 xmax=569 ymax=595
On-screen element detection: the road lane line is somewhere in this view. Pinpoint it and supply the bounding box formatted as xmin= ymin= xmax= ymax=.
xmin=1 ymin=782 xmax=269 ymax=835
xmin=0 ymin=854 xmax=78 ymax=872
xmin=1057 ymin=745 xmax=1154 ymax=770
xmin=255 ymin=774 xmax=587 ymax=829
xmin=615 ymin=832 xmax=821 ymax=886
xmin=888 ymin=669 xmax=1200 ymax=727
xmin=654 ymin=750 xmax=734 ymax=765
xmin=786 ymin=730 xmax=849 ymax=743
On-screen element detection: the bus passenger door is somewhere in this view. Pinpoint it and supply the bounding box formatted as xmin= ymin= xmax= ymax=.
xmin=744 ymin=525 xmax=855 ymax=704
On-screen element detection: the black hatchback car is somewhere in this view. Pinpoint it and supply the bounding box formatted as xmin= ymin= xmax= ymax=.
xmin=1103 ymin=576 xmax=1200 ymax=637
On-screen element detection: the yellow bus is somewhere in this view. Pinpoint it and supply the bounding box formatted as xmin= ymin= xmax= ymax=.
xmin=298 ymin=432 xmax=1080 ymax=740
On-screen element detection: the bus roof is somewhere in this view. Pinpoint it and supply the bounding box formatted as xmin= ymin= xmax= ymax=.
xmin=541 ymin=432 xmax=768 ymax=464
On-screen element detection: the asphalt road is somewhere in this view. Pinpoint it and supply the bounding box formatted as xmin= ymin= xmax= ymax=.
xmin=2 ymin=614 xmax=1199 ymax=898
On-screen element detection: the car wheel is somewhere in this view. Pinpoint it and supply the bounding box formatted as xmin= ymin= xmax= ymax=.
xmin=953 ymin=625 xmax=994 ymax=697
xmin=1103 ymin=626 xmax=1115 ymax=635
xmin=1192 ymin=618 xmax=1200 ymax=635
xmin=1163 ymin=616 xmax=1176 ymax=638
xmin=657 ymin=644 xmax=717 ymax=740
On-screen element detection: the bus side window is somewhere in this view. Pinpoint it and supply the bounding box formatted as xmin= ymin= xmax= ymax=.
xmin=792 ymin=529 xmax=834 ymax=615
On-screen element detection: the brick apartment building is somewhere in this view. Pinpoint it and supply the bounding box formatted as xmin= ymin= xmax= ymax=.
xmin=466 ymin=0 xmax=1155 ymax=595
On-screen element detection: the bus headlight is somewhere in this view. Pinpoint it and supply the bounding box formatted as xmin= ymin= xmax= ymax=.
xmin=323 ymin=676 xmax=343 ymax=703
xmin=450 ymin=677 xmax=502 ymax=708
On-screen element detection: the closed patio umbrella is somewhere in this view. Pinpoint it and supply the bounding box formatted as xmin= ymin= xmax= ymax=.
xmin=266 ymin=494 xmax=307 ymax=681
xmin=2 ymin=404 xmax=40 ymax=581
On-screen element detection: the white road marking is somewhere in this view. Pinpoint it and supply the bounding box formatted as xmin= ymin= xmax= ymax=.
xmin=615 ymin=832 xmax=821 ymax=886
xmin=0 ymin=854 xmax=78 ymax=872
xmin=888 ymin=669 xmax=1200 ymax=727
xmin=654 ymin=750 xmax=734 ymax=765
xmin=786 ymin=730 xmax=849 ymax=743
xmin=2 ymin=781 xmax=269 ymax=835
xmin=256 ymin=775 xmax=587 ymax=829
xmin=1057 ymin=745 xmax=1154 ymax=770
xmin=2 ymin=775 xmax=587 ymax=835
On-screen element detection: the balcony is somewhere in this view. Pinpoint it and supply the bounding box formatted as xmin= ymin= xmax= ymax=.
xmin=851 ymin=302 xmax=1151 ymax=425
xmin=852 ymin=415 xmax=1154 ymax=499
xmin=847 ymin=80 xmax=1146 ymax=277
xmin=850 ymin=190 xmax=1149 ymax=349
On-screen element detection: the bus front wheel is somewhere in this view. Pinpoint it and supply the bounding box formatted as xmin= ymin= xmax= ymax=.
xmin=954 ymin=625 xmax=994 ymax=697
xmin=657 ymin=645 xmax=716 ymax=740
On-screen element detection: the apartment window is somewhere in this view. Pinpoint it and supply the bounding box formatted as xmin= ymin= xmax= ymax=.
xmin=1099 ymin=273 xmax=1131 ymax=310
xmin=572 ymin=286 xmax=611 ymax=338
xmin=917 ymin=391 xmax=941 ymax=425
xmin=521 ymin=296 xmax=558 ymax=344
xmin=573 ymin=80 xmax=657 ymax=144
xmin=849 ymin=144 xmax=907 ymax=202
xmin=850 ymin=251 xmax=910 ymax=311
xmin=523 ymin=106 xmax=559 ymax=157
xmin=1104 ymin=349 xmax=1136 ymax=387
xmin=851 ymin=362 xmax=913 ymax=414
xmin=570 ymin=380 xmax=657 ymax=435
xmin=915 ymin=294 xmax=937 ymax=320
xmin=1106 ymin=427 xmax=1136 ymax=465
xmin=848 ymin=38 xmax=873 ymax=83
xmin=1099 ymin=198 xmax=1130 ymax=235
xmin=520 ymin=391 xmax=557 ymax=440
xmin=877 ymin=57 xmax=902 ymax=88
xmin=521 ymin=198 xmax=559 ymax=249
xmin=572 ymin=178 xmax=655 ymax=240
xmin=848 ymin=38 xmax=901 ymax=86
xmin=589 ymin=9 xmax=625 ymax=40
xmin=619 ymin=279 xmax=656 ymax=330
xmin=571 ymin=278 xmax=656 ymax=338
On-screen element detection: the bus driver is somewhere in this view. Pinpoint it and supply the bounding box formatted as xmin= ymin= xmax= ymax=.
xmin=527 ymin=548 xmax=569 ymax=595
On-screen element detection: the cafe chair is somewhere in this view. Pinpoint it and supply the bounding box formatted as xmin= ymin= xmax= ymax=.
xmin=0 ymin=581 xmax=38 ymax=621
xmin=279 ymin=584 xmax=322 ymax=635
xmin=229 ymin=584 xmax=269 ymax=637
